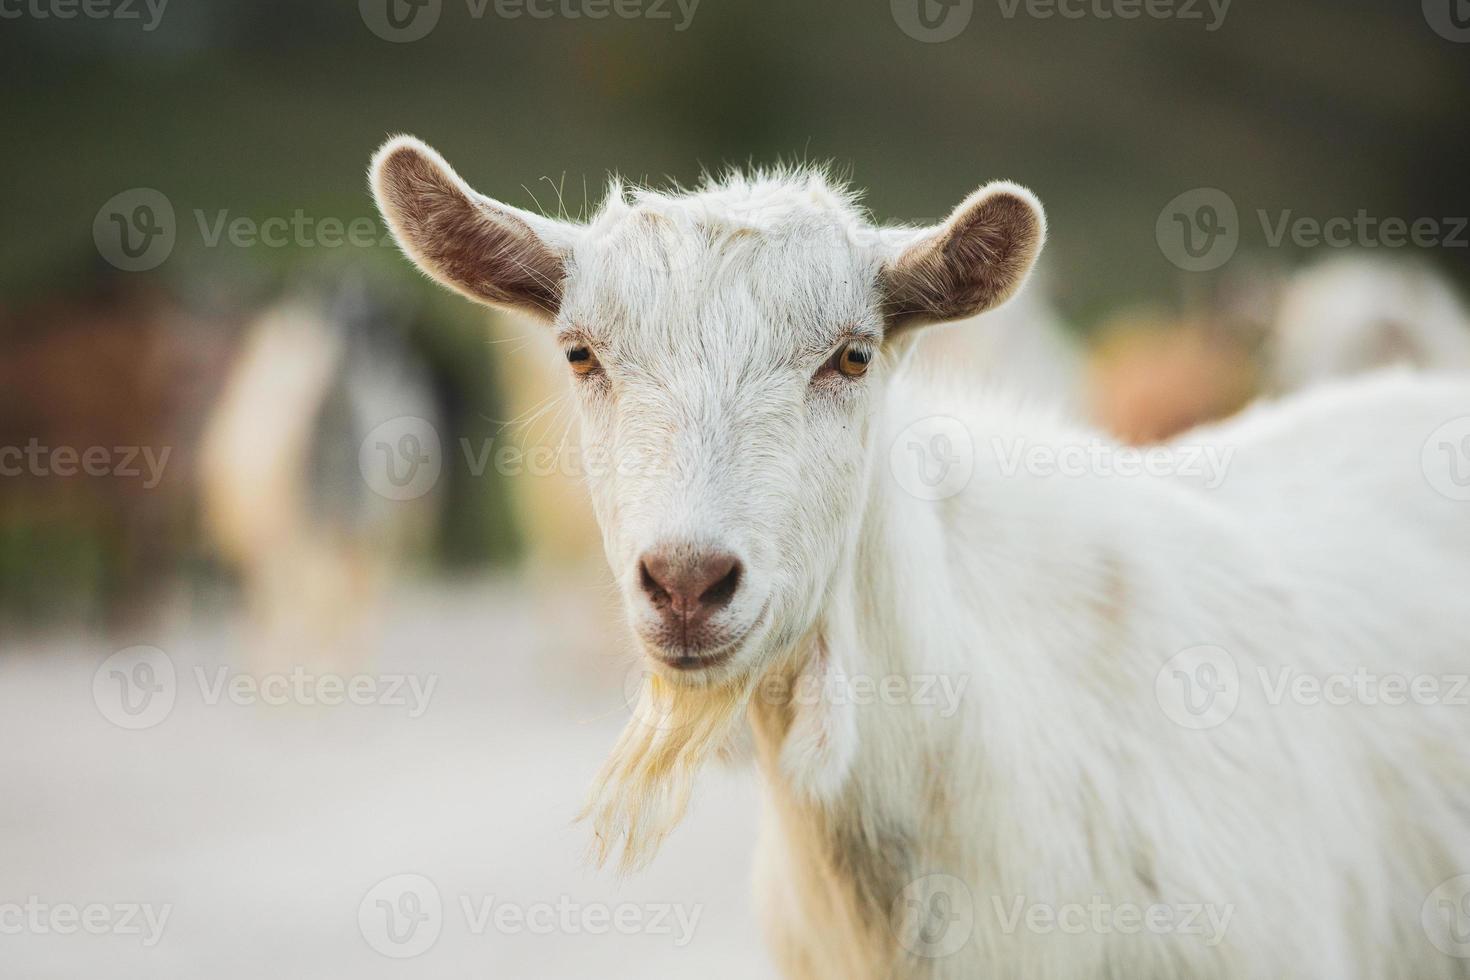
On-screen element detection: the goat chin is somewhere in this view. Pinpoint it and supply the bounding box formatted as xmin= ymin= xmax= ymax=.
xmin=581 ymin=670 xmax=754 ymax=874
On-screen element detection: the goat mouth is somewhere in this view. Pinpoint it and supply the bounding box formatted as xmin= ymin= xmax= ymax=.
xmin=655 ymin=646 xmax=738 ymax=671
xmin=647 ymin=597 xmax=772 ymax=673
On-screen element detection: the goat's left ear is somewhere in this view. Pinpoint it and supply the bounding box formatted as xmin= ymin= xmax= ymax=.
xmin=879 ymin=182 xmax=1046 ymax=333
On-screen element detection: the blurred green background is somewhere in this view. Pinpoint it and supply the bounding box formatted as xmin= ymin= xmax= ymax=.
xmin=5 ymin=0 xmax=1467 ymax=310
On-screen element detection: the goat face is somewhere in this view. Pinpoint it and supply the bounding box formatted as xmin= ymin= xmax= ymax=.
xmin=372 ymin=136 xmax=1045 ymax=686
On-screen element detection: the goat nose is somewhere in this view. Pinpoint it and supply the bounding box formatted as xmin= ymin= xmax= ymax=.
xmin=638 ymin=547 xmax=743 ymax=619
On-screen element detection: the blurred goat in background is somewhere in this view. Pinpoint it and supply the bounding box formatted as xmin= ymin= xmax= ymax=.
xmin=198 ymin=278 xmax=442 ymax=669
xmin=1090 ymin=255 xmax=1470 ymax=445
xmin=1268 ymin=257 xmax=1470 ymax=394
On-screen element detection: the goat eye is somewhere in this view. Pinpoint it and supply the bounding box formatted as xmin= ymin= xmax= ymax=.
xmin=834 ymin=342 xmax=871 ymax=379
xmin=566 ymin=345 xmax=600 ymax=377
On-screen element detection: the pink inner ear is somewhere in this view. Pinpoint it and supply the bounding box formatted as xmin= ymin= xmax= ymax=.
xmin=378 ymin=146 xmax=566 ymax=319
xmin=880 ymin=190 xmax=1043 ymax=332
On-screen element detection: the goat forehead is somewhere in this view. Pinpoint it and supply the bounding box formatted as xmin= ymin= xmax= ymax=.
xmin=581 ymin=177 xmax=873 ymax=285
xmin=595 ymin=169 xmax=867 ymax=232
xmin=568 ymin=218 xmax=877 ymax=357
xmin=611 ymin=342 xmax=805 ymax=431
xmin=568 ymin=280 xmax=870 ymax=386
xmin=587 ymin=208 xmax=867 ymax=276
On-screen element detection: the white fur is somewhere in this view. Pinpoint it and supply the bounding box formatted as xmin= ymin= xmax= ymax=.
xmin=752 ymin=368 xmax=1470 ymax=979
xmin=372 ymin=139 xmax=1470 ymax=977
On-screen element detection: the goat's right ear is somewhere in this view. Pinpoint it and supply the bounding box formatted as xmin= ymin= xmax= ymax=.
xmin=370 ymin=136 xmax=578 ymax=322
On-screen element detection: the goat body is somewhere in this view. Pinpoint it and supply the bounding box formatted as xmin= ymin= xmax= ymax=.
xmin=755 ymin=369 xmax=1470 ymax=979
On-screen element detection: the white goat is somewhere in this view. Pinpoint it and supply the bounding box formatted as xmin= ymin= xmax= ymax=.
xmin=372 ymin=136 xmax=1470 ymax=979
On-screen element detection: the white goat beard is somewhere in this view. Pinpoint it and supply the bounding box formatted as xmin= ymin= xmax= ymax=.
xmin=581 ymin=671 xmax=754 ymax=873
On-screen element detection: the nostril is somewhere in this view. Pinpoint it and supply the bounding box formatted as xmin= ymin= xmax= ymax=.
xmin=699 ymin=559 xmax=742 ymax=609
xmin=637 ymin=547 xmax=743 ymax=618
xmin=639 ymin=558 xmax=670 ymax=604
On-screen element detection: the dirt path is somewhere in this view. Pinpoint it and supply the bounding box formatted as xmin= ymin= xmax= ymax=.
xmin=0 ymin=578 xmax=774 ymax=979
